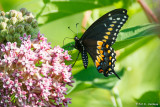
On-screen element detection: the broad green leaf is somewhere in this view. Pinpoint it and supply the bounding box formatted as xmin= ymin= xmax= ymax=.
xmin=68 ymin=81 xmax=95 ymax=94
xmin=117 ymin=36 xmax=155 ymax=61
xmin=92 ymin=68 xmax=124 ymax=90
xmin=67 ymin=88 xmax=113 ymax=107
xmin=113 ymin=24 xmax=160 ymax=50
xmin=37 ymin=0 xmax=121 ymax=25
xmin=68 ymin=67 xmax=124 ymax=94
xmin=135 ymin=91 xmax=160 ymax=107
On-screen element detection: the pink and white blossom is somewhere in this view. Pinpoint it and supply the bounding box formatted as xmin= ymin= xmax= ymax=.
xmin=0 ymin=33 xmax=73 ymax=107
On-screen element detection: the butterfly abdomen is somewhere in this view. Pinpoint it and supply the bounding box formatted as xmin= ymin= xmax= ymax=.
xmin=81 ymin=50 xmax=88 ymax=69
xmin=74 ymin=36 xmax=89 ymax=68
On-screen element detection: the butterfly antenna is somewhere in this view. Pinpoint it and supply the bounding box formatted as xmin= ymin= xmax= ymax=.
xmin=113 ymin=70 xmax=120 ymax=79
xmin=76 ymin=23 xmax=79 ymax=36
xmin=68 ymin=26 xmax=76 ymax=34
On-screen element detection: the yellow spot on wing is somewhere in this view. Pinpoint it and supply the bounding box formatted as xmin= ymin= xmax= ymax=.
xmin=96 ymin=56 xmax=100 ymax=62
xmin=97 ymin=50 xmax=104 ymax=55
xmin=109 ymin=62 xmax=111 ymax=66
xmin=97 ymin=46 xmax=101 ymax=49
xmin=106 ymin=32 xmax=111 ymax=35
xmin=109 ymin=56 xmax=112 ymax=60
xmin=101 ymin=54 xmax=104 ymax=57
xmin=97 ymin=50 xmax=99 ymax=54
xmin=97 ymin=41 xmax=103 ymax=46
xmin=103 ymin=39 xmax=106 ymax=42
xmin=109 ymin=68 xmax=111 ymax=71
xmin=99 ymin=50 xmax=103 ymax=54
xmin=106 ymin=44 xmax=109 ymax=48
xmin=108 ymin=50 xmax=111 ymax=53
xmin=110 ymin=24 xmax=114 ymax=27
xmin=104 ymin=36 xmax=108 ymax=39
xmin=95 ymin=60 xmax=100 ymax=67
xmin=99 ymin=55 xmax=103 ymax=61
xmin=108 ymin=28 xmax=113 ymax=31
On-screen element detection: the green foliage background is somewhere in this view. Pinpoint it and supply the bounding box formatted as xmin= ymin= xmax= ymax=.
xmin=0 ymin=0 xmax=159 ymax=107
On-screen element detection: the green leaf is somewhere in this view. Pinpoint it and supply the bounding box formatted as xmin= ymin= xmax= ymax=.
xmin=92 ymin=68 xmax=125 ymax=90
xmin=69 ymin=68 xmax=125 ymax=94
xmin=113 ymin=24 xmax=160 ymax=50
xmin=67 ymin=88 xmax=113 ymax=107
xmin=136 ymin=91 xmax=160 ymax=107
xmin=37 ymin=0 xmax=124 ymax=26
xmin=69 ymin=81 xmax=95 ymax=94
xmin=117 ymin=36 xmax=155 ymax=61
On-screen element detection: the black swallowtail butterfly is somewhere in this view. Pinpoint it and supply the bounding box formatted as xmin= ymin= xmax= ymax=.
xmin=73 ymin=9 xmax=128 ymax=79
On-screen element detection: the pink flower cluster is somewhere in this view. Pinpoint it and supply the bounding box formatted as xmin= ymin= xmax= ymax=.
xmin=0 ymin=33 xmax=74 ymax=107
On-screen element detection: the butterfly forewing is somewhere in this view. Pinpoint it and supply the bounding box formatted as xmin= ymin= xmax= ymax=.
xmin=80 ymin=9 xmax=128 ymax=77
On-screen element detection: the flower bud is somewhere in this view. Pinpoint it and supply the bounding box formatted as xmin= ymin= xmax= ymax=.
xmin=26 ymin=12 xmax=32 ymax=16
xmin=0 ymin=22 xmax=7 ymax=30
xmin=24 ymin=24 xmax=32 ymax=32
xmin=27 ymin=17 xmax=33 ymax=23
xmin=9 ymin=10 xmax=17 ymax=17
xmin=16 ymin=25 xmax=24 ymax=33
xmin=5 ymin=12 xmax=10 ymax=18
xmin=0 ymin=11 xmax=5 ymax=16
xmin=20 ymin=8 xmax=27 ymax=15
xmin=13 ymin=33 xmax=20 ymax=40
xmin=0 ymin=16 xmax=3 ymax=22
xmin=6 ymin=34 xmax=13 ymax=41
xmin=10 ymin=17 xmax=17 ymax=25
xmin=0 ymin=36 xmax=5 ymax=42
xmin=32 ymin=19 xmax=38 ymax=28
xmin=0 ymin=29 xmax=7 ymax=37
xmin=9 ymin=26 xmax=15 ymax=34
xmin=2 ymin=17 xmax=9 ymax=23
xmin=28 ymin=28 xmax=37 ymax=39
xmin=16 ymin=12 xmax=23 ymax=22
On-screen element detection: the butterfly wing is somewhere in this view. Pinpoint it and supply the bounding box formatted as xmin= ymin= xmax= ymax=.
xmin=81 ymin=9 xmax=128 ymax=77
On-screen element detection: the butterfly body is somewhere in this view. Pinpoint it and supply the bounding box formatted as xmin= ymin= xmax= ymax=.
xmin=74 ymin=36 xmax=88 ymax=69
xmin=73 ymin=9 xmax=128 ymax=79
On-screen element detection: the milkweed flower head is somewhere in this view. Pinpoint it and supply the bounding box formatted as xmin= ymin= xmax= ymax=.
xmin=0 ymin=33 xmax=73 ymax=107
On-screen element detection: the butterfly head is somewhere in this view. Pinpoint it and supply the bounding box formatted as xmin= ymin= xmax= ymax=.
xmin=74 ymin=36 xmax=79 ymax=49
xmin=74 ymin=36 xmax=84 ymax=52
xmin=74 ymin=36 xmax=79 ymax=41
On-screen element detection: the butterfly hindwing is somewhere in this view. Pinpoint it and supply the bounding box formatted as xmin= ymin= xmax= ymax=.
xmin=96 ymin=43 xmax=117 ymax=77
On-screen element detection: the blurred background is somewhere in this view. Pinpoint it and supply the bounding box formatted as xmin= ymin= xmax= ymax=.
xmin=0 ymin=0 xmax=159 ymax=107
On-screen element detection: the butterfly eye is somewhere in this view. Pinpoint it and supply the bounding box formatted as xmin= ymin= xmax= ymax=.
xmin=74 ymin=36 xmax=79 ymax=40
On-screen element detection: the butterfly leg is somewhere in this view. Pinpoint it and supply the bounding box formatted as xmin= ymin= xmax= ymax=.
xmin=72 ymin=52 xmax=80 ymax=68
xmin=112 ymin=70 xmax=120 ymax=79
